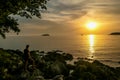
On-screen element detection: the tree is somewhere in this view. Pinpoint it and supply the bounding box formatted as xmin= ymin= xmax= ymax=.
xmin=0 ymin=0 xmax=49 ymax=38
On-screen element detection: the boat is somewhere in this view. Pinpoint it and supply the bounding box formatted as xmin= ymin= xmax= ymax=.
xmin=41 ymin=34 xmax=50 ymax=36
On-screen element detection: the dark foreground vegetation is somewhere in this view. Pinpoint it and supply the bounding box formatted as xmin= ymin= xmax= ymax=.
xmin=0 ymin=49 xmax=120 ymax=80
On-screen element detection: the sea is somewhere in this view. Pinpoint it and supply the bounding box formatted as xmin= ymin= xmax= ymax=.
xmin=0 ymin=35 xmax=120 ymax=67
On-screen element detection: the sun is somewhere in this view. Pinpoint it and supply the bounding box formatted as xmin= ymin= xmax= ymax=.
xmin=86 ymin=22 xmax=97 ymax=30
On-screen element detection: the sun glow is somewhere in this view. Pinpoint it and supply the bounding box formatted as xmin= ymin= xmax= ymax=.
xmin=86 ymin=22 xmax=97 ymax=30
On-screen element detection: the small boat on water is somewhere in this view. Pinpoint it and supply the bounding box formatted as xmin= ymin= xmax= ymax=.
xmin=41 ymin=34 xmax=50 ymax=36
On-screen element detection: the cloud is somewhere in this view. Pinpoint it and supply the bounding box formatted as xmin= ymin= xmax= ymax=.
xmin=89 ymin=0 xmax=120 ymax=15
xmin=11 ymin=0 xmax=120 ymax=36
xmin=44 ymin=0 xmax=92 ymax=22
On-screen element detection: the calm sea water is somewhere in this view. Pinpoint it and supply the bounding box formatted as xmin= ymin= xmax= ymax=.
xmin=0 ymin=35 xmax=120 ymax=67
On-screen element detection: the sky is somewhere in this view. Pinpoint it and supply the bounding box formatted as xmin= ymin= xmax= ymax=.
xmin=11 ymin=0 xmax=120 ymax=36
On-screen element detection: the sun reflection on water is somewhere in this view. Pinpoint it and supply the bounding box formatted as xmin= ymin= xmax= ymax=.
xmin=88 ymin=35 xmax=95 ymax=59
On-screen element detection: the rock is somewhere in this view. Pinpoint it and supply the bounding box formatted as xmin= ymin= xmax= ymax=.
xmin=53 ymin=75 xmax=63 ymax=80
xmin=35 ymin=76 xmax=45 ymax=80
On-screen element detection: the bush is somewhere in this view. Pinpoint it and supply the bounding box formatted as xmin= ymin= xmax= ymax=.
xmin=0 ymin=49 xmax=120 ymax=80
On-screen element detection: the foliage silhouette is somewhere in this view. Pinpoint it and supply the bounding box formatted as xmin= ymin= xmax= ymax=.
xmin=0 ymin=49 xmax=120 ymax=80
xmin=0 ymin=0 xmax=49 ymax=38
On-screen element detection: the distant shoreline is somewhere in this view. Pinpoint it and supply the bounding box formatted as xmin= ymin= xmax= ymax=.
xmin=110 ymin=32 xmax=120 ymax=35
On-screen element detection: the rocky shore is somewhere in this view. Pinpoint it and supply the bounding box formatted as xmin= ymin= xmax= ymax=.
xmin=0 ymin=49 xmax=120 ymax=80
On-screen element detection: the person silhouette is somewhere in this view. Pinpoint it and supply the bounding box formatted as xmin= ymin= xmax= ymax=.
xmin=23 ymin=45 xmax=35 ymax=71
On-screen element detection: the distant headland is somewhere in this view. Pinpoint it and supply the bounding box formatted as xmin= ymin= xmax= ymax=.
xmin=110 ymin=32 xmax=120 ymax=35
xmin=41 ymin=34 xmax=50 ymax=36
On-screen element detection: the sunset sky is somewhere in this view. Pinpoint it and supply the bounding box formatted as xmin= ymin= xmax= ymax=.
xmin=14 ymin=0 xmax=120 ymax=36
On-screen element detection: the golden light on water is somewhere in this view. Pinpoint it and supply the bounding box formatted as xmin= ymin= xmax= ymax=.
xmin=88 ymin=35 xmax=95 ymax=59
